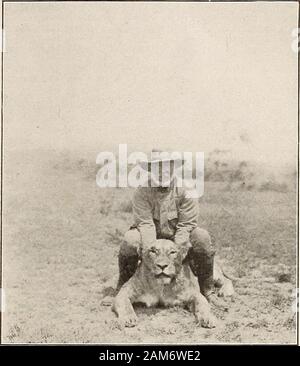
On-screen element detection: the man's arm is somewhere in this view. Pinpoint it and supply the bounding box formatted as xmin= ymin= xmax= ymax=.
xmin=132 ymin=188 xmax=156 ymax=247
xmin=175 ymin=190 xmax=199 ymax=256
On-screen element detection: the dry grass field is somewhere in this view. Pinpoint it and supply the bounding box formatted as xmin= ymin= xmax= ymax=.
xmin=2 ymin=150 xmax=297 ymax=344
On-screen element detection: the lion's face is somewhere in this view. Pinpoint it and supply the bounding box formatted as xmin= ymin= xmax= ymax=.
xmin=142 ymin=239 xmax=182 ymax=284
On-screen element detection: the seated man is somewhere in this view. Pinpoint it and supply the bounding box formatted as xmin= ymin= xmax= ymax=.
xmin=117 ymin=152 xmax=226 ymax=309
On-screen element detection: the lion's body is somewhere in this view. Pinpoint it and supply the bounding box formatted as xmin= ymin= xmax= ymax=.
xmin=112 ymin=239 xmax=234 ymax=328
xmin=118 ymin=261 xmax=199 ymax=308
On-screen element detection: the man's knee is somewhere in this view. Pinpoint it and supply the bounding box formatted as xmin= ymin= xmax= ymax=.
xmin=120 ymin=229 xmax=141 ymax=258
xmin=124 ymin=229 xmax=141 ymax=247
xmin=189 ymin=227 xmax=215 ymax=257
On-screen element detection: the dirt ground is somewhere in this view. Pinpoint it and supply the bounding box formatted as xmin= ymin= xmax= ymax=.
xmin=2 ymin=151 xmax=297 ymax=344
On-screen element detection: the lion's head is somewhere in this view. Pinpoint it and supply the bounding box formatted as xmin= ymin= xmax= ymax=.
xmin=141 ymin=239 xmax=183 ymax=284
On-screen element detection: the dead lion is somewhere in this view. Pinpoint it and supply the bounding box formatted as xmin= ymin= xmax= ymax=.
xmin=112 ymin=239 xmax=234 ymax=328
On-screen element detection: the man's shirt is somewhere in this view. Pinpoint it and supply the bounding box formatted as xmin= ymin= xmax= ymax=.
xmin=131 ymin=185 xmax=199 ymax=248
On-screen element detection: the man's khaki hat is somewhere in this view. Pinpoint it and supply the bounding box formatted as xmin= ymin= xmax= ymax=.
xmin=138 ymin=149 xmax=185 ymax=187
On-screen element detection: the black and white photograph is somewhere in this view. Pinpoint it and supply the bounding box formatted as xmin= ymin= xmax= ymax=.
xmin=0 ymin=0 xmax=299 ymax=347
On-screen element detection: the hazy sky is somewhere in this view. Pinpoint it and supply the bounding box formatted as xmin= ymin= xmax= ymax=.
xmin=3 ymin=1 xmax=298 ymax=165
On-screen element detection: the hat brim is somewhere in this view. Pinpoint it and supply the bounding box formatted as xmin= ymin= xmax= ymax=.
xmin=139 ymin=158 xmax=185 ymax=172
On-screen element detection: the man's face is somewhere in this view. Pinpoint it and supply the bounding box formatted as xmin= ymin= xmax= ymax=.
xmin=149 ymin=161 xmax=175 ymax=192
xmin=153 ymin=186 xmax=171 ymax=194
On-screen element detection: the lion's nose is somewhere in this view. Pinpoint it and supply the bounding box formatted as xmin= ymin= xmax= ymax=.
xmin=157 ymin=264 xmax=168 ymax=270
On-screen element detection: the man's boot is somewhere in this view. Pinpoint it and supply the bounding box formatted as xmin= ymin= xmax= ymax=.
xmin=116 ymin=244 xmax=139 ymax=292
xmin=101 ymin=244 xmax=139 ymax=307
xmin=188 ymin=248 xmax=228 ymax=311
xmin=198 ymin=273 xmax=229 ymax=312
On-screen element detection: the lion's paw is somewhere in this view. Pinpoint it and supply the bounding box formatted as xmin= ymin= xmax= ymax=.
xmin=101 ymin=295 xmax=114 ymax=307
xmin=218 ymin=280 xmax=234 ymax=298
xmin=119 ymin=313 xmax=138 ymax=328
xmin=196 ymin=312 xmax=218 ymax=329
